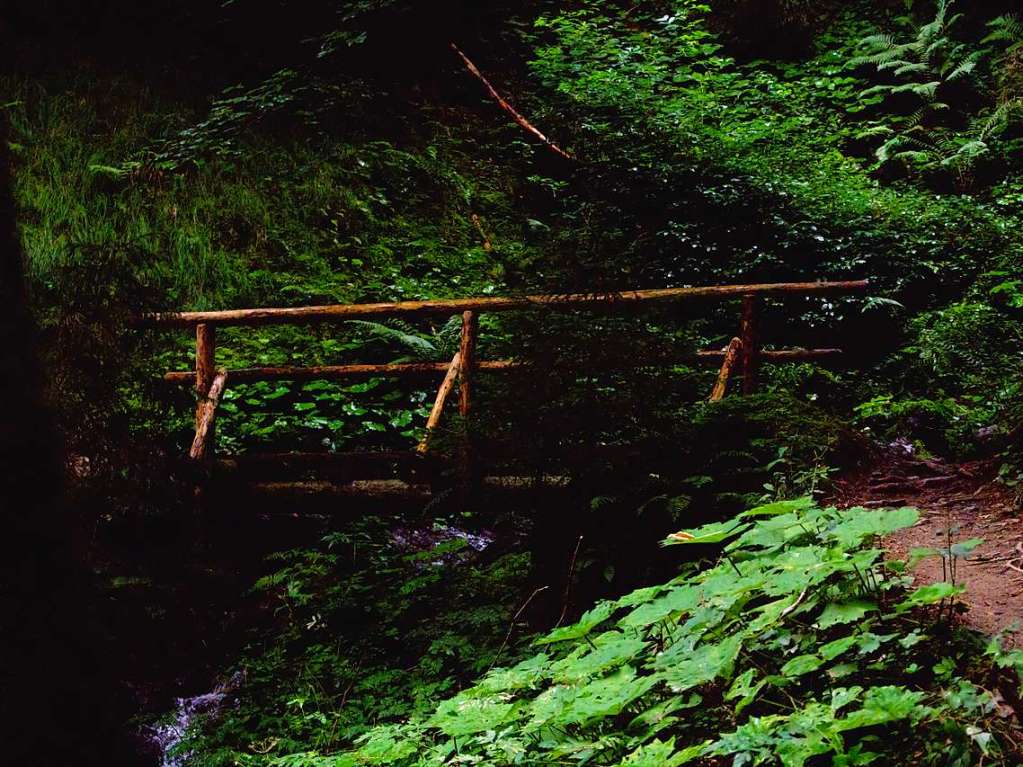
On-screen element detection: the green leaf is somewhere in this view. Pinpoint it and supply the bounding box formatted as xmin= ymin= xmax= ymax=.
xmin=781 ymin=653 xmax=824 ymax=677
xmin=948 ymin=538 xmax=983 ymax=558
xmin=658 ymin=635 xmax=742 ymax=692
xmin=819 ymin=635 xmax=859 ymax=661
xmin=815 ymin=600 xmax=877 ymax=629
xmin=838 ymin=686 xmax=927 ymax=731
xmin=826 ymin=507 xmax=918 ymax=548
xmin=427 ymin=694 xmax=518 ymax=737
xmin=620 ymin=737 xmax=709 ymax=766
xmin=663 ymin=519 xmax=749 ymax=546
xmin=536 ymin=602 xmax=615 ymax=645
xmin=896 ymin=582 xmax=964 ymax=611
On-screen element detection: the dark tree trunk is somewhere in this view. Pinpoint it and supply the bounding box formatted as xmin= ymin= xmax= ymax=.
xmin=0 ymin=117 xmax=123 ymax=765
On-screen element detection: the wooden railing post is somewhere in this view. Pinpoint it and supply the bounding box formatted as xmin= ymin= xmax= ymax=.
xmin=739 ymin=295 xmax=759 ymax=395
xmin=458 ymin=311 xmax=479 ymax=505
xmin=195 ymin=323 xmax=217 ymax=453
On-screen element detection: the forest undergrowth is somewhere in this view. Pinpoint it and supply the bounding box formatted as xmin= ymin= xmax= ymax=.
xmin=7 ymin=0 xmax=1023 ymax=765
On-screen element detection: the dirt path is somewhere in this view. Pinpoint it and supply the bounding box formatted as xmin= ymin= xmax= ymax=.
xmin=828 ymin=450 xmax=1023 ymax=647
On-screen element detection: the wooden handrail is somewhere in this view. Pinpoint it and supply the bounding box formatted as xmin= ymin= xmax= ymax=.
xmin=145 ymin=280 xmax=868 ymax=328
xmin=163 ymin=349 xmax=843 ymax=385
xmin=164 ymin=359 xmax=520 ymax=384
xmin=160 ymin=280 xmax=868 ymax=468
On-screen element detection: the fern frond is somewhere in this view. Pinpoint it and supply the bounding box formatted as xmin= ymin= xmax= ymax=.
xmin=345 ymin=320 xmax=437 ymax=356
xmin=945 ymin=52 xmax=982 ymax=81
xmin=891 ymin=62 xmax=929 ymax=77
xmin=982 ymin=14 xmax=1023 ymax=46
xmin=855 ymin=125 xmax=894 ymax=139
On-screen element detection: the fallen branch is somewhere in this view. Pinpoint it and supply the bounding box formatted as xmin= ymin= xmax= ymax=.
xmin=451 ymin=42 xmax=573 ymax=161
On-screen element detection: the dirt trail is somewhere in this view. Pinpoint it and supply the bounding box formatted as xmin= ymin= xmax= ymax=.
xmin=828 ymin=448 xmax=1023 ymax=647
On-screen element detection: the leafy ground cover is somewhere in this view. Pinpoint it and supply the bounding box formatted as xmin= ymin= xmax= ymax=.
xmin=179 ymin=499 xmax=1023 ymax=766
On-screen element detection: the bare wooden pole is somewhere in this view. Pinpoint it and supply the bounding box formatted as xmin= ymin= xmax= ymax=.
xmin=451 ymin=42 xmax=573 ymax=161
xmin=740 ymin=295 xmax=759 ymax=395
xmin=457 ymin=311 xmax=479 ymax=506
xmin=165 ymin=348 xmax=845 ymax=386
xmin=190 ymin=369 xmax=227 ymax=461
xmin=146 ymin=281 xmax=869 ymax=328
xmin=697 ymin=348 xmax=842 ymax=362
xmin=416 ymin=352 xmax=461 ymax=454
xmin=195 ymin=323 xmax=216 ymax=430
xmin=458 ymin=311 xmax=478 ymax=418
xmin=708 ymin=337 xmax=742 ymax=402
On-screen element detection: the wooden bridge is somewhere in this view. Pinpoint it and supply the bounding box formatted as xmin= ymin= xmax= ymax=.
xmin=149 ymin=280 xmax=867 ymax=502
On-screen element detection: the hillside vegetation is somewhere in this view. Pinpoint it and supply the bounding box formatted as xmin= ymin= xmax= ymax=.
xmin=5 ymin=1 xmax=1023 ymax=765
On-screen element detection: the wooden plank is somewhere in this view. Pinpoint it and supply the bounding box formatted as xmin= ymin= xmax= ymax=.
xmin=739 ymin=295 xmax=759 ymax=395
xmin=416 ymin=351 xmax=461 ymax=454
xmin=708 ymin=337 xmax=742 ymax=402
xmin=190 ymin=369 xmax=228 ymax=461
xmin=145 ymin=281 xmax=869 ymax=328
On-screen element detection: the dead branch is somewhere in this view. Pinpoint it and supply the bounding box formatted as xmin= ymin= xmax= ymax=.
xmin=451 ymin=42 xmax=574 ymax=161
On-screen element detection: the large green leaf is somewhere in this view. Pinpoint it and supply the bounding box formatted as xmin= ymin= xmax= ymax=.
xmin=662 ymin=519 xmax=749 ymax=546
xmin=658 ymin=635 xmax=742 ymax=692
xmin=427 ymin=694 xmax=519 ymax=737
xmin=896 ymin=581 xmax=964 ymax=611
xmin=815 ymin=600 xmax=877 ymax=629
xmin=825 ymin=507 xmax=919 ymax=548
xmin=537 ymin=601 xmax=615 ymax=645
xmin=550 ymin=632 xmax=648 ymax=682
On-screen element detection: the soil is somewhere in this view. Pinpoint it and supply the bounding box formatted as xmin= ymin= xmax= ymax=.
xmin=828 ymin=448 xmax=1023 ymax=647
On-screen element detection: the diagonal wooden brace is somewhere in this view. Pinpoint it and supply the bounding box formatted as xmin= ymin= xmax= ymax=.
xmin=416 ymin=351 xmax=461 ymax=454
xmin=190 ymin=369 xmax=228 ymax=461
xmin=708 ymin=337 xmax=742 ymax=402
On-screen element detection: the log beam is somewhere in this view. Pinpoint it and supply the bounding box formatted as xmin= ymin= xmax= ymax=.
xmin=146 ymin=281 xmax=869 ymax=328
xmin=164 ymin=359 xmax=519 ymax=384
xmin=695 ymin=348 xmax=843 ymax=361
xmin=166 ymin=349 xmax=844 ymax=386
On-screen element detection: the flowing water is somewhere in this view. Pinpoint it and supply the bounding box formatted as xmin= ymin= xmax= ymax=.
xmin=146 ymin=673 xmax=243 ymax=766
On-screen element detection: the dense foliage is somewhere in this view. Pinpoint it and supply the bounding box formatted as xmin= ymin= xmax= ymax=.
xmin=186 ymin=500 xmax=1023 ymax=766
xmin=7 ymin=0 xmax=1023 ymax=764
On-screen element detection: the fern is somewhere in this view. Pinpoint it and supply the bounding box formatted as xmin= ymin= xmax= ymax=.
xmin=345 ymin=320 xmax=438 ymax=357
xmin=848 ymin=0 xmax=1021 ymax=186
xmin=982 ymin=14 xmax=1023 ymax=51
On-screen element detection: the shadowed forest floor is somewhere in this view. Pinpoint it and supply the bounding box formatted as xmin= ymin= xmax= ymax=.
xmin=831 ymin=451 xmax=1023 ymax=647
